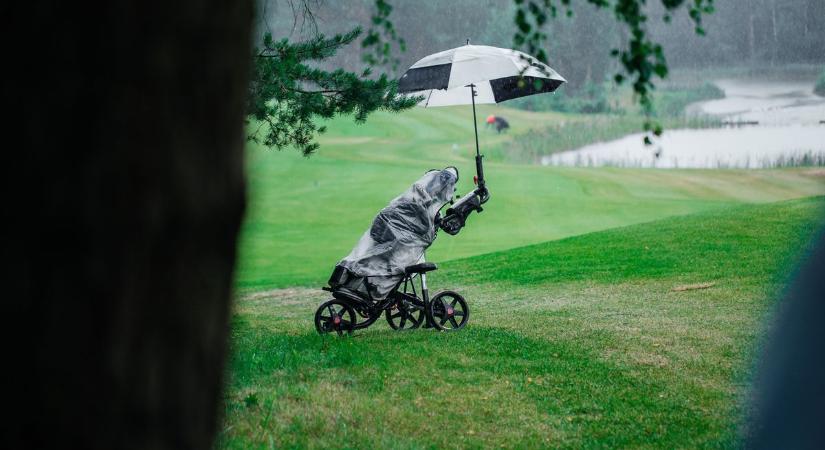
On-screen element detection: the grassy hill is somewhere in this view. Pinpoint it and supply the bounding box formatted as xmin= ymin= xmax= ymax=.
xmin=236 ymin=106 xmax=825 ymax=291
xmin=220 ymin=197 xmax=825 ymax=449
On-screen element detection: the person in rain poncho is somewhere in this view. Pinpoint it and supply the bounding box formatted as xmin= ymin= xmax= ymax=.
xmin=336 ymin=167 xmax=458 ymax=299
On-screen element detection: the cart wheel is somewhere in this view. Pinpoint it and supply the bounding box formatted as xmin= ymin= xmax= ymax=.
xmin=315 ymin=299 xmax=356 ymax=336
xmin=427 ymin=291 xmax=469 ymax=331
xmin=352 ymin=308 xmax=381 ymax=330
xmin=386 ymin=295 xmax=425 ymax=330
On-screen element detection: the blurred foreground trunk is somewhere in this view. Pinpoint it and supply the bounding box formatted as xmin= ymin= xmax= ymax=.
xmin=748 ymin=229 xmax=825 ymax=449
xmin=4 ymin=1 xmax=252 ymax=448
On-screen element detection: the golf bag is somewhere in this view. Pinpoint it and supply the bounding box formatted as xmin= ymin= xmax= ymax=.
xmin=332 ymin=167 xmax=458 ymax=299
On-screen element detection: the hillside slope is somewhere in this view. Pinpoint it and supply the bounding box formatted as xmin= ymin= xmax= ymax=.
xmin=221 ymin=197 xmax=825 ymax=449
xmin=237 ymin=106 xmax=825 ymax=290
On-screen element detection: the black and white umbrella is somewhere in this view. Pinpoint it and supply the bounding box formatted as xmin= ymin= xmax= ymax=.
xmin=398 ymin=44 xmax=566 ymax=107
xmin=397 ymin=43 xmax=565 ymax=188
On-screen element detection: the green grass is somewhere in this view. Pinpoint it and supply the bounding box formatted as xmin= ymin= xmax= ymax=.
xmin=219 ymin=197 xmax=825 ymax=449
xmin=227 ymin=66 xmax=825 ymax=448
xmin=236 ymin=106 xmax=825 ymax=291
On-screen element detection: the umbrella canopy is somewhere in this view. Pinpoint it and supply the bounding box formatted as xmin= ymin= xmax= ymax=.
xmin=394 ymin=42 xmax=565 ymax=211
xmin=397 ymin=44 xmax=566 ymax=107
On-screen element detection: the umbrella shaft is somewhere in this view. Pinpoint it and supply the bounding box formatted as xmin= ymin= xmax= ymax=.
xmin=469 ymin=84 xmax=484 ymax=187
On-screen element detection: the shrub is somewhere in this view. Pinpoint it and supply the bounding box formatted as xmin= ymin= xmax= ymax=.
xmin=815 ymin=69 xmax=825 ymax=97
xmin=508 ymin=81 xmax=618 ymax=114
xmin=653 ymin=82 xmax=725 ymax=118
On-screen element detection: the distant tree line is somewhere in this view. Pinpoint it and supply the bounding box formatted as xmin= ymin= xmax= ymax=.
xmin=249 ymin=0 xmax=824 ymax=151
xmin=259 ymin=0 xmax=825 ymax=92
xmin=648 ymin=0 xmax=825 ymax=69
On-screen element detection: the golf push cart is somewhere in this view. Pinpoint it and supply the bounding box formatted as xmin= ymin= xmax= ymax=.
xmin=314 ymin=42 xmax=565 ymax=336
xmin=315 ymin=165 xmax=489 ymax=336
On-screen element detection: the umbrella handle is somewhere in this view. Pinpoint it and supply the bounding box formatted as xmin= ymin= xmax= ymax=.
xmin=475 ymin=154 xmax=485 ymax=190
xmin=469 ymin=83 xmax=486 ymax=191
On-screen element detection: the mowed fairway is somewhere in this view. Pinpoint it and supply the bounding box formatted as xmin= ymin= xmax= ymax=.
xmin=228 ymin=105 xmax=825 ymax=448
xmin=220 ymin=197 xmax=825 ymax=448
xmin=236 ymin=106 xmax=825 ymax=291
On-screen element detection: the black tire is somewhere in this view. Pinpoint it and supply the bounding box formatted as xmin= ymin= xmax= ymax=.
xmin=386 ymin=293 xmax=425 ymax=330
xmin=427 ymin=291 xmax=469 ymax=331
xmin=314 ymin=299 xmax=356 ymax=336
xmin=351 ymin=304 xmax=381 ymax=330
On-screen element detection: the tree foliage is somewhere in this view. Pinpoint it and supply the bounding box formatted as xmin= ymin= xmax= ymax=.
xmin=247 ymin=27 xmax=417 ymax=155
xmin=513 ymin=0 xmax=714 ymax=138
xmin=361 ymin=0 xmax=407 ymax=69
xmin=252 ymin=0 xmax=825 ymax=153
xmin=250 ymin=0 xmax=716 ymax=152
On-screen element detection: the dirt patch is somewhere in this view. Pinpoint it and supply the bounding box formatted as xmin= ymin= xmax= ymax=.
xmin=671 ymin=282 xmax=716 ymax=292
xmin=240 ymin=287 xmax=317 ymax=301
xmin=237 ymin=287 xmax=325 ymax=309
xmin=802 ymin=168 xmax=825 ymax=178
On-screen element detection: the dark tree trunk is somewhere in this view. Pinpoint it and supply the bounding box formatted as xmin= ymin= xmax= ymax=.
xmin=748 ymin=230 xmax=825 ymax=449
xmin=4 ymin=1 xmax=252 ymax=449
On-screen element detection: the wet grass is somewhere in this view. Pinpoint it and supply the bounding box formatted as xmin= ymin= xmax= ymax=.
xmin=219 ymin=197 xmax=825 ymax=449
xmin=236 ymin=106 xmax=825 ymax=291
xmin=225 ymin=66 xmax=825 ymax=447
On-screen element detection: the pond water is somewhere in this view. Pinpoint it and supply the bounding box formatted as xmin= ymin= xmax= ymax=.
xmin=542 ymin=79 xmax=825 ymax=169
xmin=688 ymin=79 xmax=825 ymax=126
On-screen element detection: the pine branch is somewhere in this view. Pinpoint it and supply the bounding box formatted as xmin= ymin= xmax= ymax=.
xmin=246 ymin=28 xmax=417 ymax=156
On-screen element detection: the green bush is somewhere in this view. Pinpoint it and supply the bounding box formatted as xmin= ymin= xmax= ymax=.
xmin=508 ymin=80 xmax=725 ymax=117
xmin=509 ymin=81 xmax=618 ymax=114
xmin=653 ymin=82 xmax=725 ymax=117
xmin=815 ymin=69 xmax=825 ymax=97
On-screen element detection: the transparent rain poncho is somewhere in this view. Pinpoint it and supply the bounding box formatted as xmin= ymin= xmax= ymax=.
xmin=336 ymin=168 xmax=458 ymax=299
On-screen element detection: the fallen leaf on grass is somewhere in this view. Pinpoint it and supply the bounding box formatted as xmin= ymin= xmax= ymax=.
xmin=671 ymin=282 xmax=716 ymax=292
